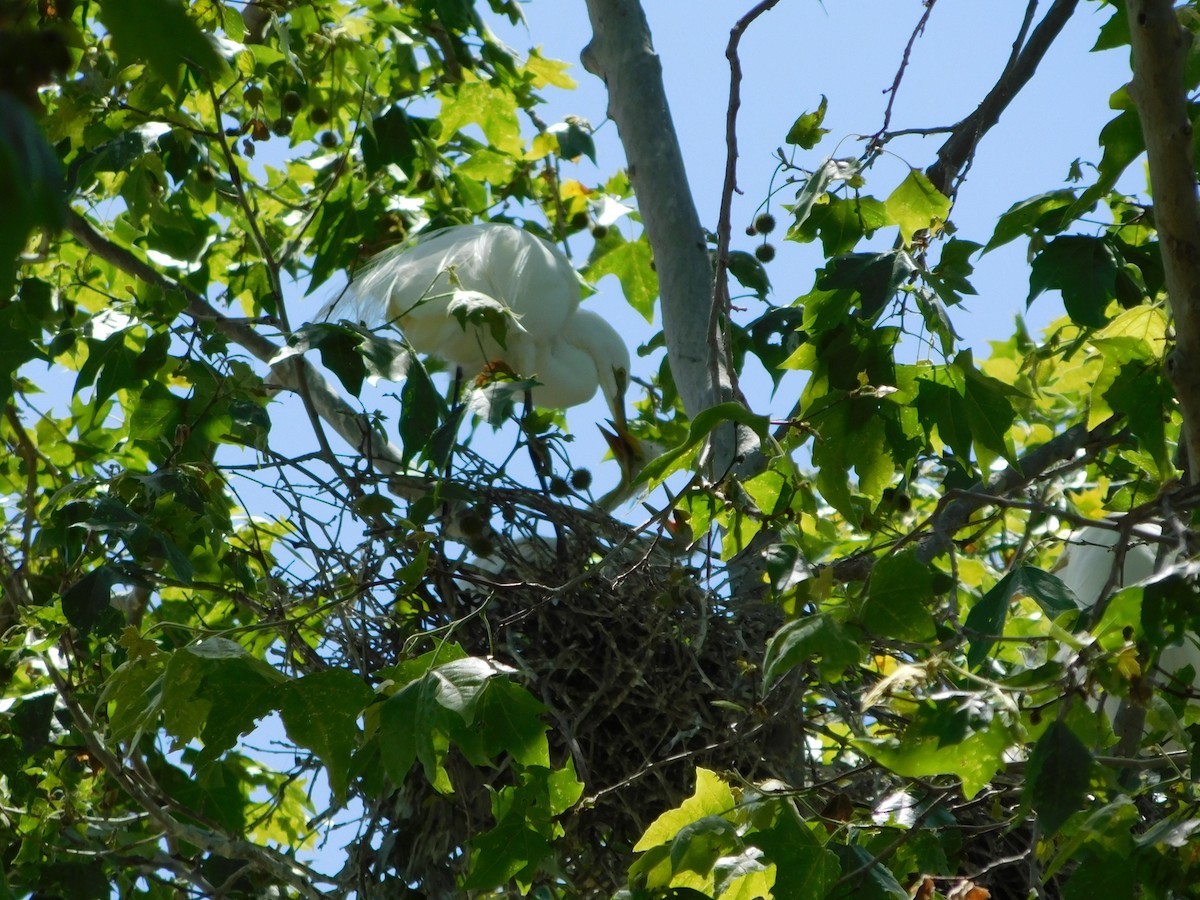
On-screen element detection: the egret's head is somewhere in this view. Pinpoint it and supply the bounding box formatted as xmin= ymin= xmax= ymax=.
xmin=597 ymin=419 xmax=663 ymax=510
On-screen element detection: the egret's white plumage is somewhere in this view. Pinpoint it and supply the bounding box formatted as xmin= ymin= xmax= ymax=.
xmin=330 ymin=223 xmax=631 ymax=417
xmin=1057 ymin=525 xmax=1161 ymax=612
xmin=1058 ymin=524 xmax=1199 ymax=746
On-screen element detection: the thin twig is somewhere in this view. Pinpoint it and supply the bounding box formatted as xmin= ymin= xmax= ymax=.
xmin=871 ymin=0 xmax=938 ymax=143
xmin=712 ymin=0 xmax=782 ymax=404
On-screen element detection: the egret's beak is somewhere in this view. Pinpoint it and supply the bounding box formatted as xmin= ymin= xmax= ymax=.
xmin=596 ymin=420 xmax=648 ymax=511
xmin=595 ymin=365 xmax=648 ymax=509
xmin=599 ymin=420 xmax=644 ymax=481
xmin=609 ymin=365 xmax=631 ymax=432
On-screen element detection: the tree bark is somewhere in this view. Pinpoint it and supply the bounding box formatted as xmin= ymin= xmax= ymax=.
xmin=581 ymin=0 xmax=757 ymax=476
xmin=1124 ymin=0 xmax=1200 ymax=483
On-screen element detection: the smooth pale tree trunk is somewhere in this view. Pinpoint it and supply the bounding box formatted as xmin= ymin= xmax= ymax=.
xmin=1124 ymin=0 xmax=1200 ymax=484
xmin=581 ymin=0 xmax=760 ymax=478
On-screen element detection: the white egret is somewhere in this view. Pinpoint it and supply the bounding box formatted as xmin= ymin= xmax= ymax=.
xmin=327 ymin=223 xmax=647 ymax=493
xmin=330 ymin=224 xmax=626 ymax=410
xmin=1057 ymin=524 xmax=1199 ymax=749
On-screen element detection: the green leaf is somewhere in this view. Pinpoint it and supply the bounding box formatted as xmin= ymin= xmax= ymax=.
xmin=128 ymin=382 xmax=184 ymax=442
xmin=1026 ymin=720 xmax=1093 ymax=835
xmin=860 ymin=550 xmax=936 ymax=642
xmin=98 ymin=0 xmax=226 ymax=91
xmin=465 ymin=809 xmax=552 ymax=890
xmin=1028 ymin=235 xmax=1119 ymax=327
xmin=885 ymin=170 xmax=950 ymax=244
xmin=810 ymin=395 xmax=896 ymax=517
xmin=915 ymin=377 xmax=972 ymax=462
xmin=103 ymin=632 xmax=168 ymax=744
xmin=9 ymin=692 xmax=56 ymax=754
xmin=362 ymin=107 xmax=422 ymax=177
xmin=669 ymin=815 xmax=740 ymax=875
xmin=547 ymin=759 xmax=585 ymax=817
xmin=162 ymin=639 xmax=286 ymax=766
xmin=439 ymin=81 xmax=522 ymax=155
xmin=793 ymin=194 xmax=889 ymax=256
xmin=378 ymin=676 xmax=449 ymax=787
xmin=727 ymin=250 xmax=770 ymax=300
xmin=859 ymin=721 xmax=1011 ymax=800
xmin=0 ymin=94 xmax=64 ymax=300
xmin=466 ymin=679 xmax=550 ymax=768
xmin=1102 ymin=363 xmax=1172 ymax=477
xmin=817 ymin=251 xmax=916 ymax=320
xmin=284 ymin=323 xmax=369 ymax=397
xmin=399 ymin=354 xmax=448 ymax=467
xmin=785 ymin=96 xmax=830 ymax=149
xmin=526 ymin=49 xmax=577 ymax=90
xmin=827 ymin=843 xmax=908 ymax=900
xmin=985 ymin=190 xmax=1079 ymax=252
xmin=1076 ymin=94 xmax=1143 ymax=212
xmin=762 ymin=614 xmax=861 ymax=690
xmin=586 ymin=232 xmax=659 ymax=321
xmin=550 ymin=119 xmax=595 ymax=163
xmin=636 ymin=403 xmax=770 ymax=488
xmin=957 ymin=352 xmax=1019 ymax=469
xmin=713 ymin=846 xmax=774 ymax=900
xmin=280 ymin=670 xmax=372 ymax=802
xmin=61 ymin=566 xmax=125 ymax=636
xmin=929 ymin=238 xmax=981 ymax=301
xmin=751 ymin=811 xmax=840 ymax=898
xmin=635 ymin=768 xmax=736 ymax=852
xmin=377 ymin=657 xmax=513 ymax=788
xmin=966 ymin=566 xmax=1080 ymax=668
xmin=787 ymin=158 xmax=860 ymax=236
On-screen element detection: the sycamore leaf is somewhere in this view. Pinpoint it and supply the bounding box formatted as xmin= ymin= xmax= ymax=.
xmin=280 ymin=670 xmax=373 ymax=802
xmin=858 ymin=721 xmax=1012 ymax=800
xmin=586 ymin=232 xmax=659 ymax=320
xmin=636 ymin=403 xmax=770 ymax=487
xmin=1026 ymin=721 xmax=1093 ymax=835
xmin=861 ymin=551 xmax=936 ymax=642
xmin=763 ymin=614 xmax=861 ymax=690
xmin=440 ymin=81 xmax=522 ymax=155
xmin=98 ymin=0 xmax=226 ymax=90
xmin=985 ymin=189 xmax=1079 ymax=252
xmin=785 ymin=96 xmax=830 ymax=149
xmin=966 ymin=567 xmax=1080 ymax=668
xmin=885 ymin=170 xmax=950 ymax=244
xmin=1028 ymin=235 xmax=1118 ymax=328
xmin=635 ymin=768 xmax=736 ymax=852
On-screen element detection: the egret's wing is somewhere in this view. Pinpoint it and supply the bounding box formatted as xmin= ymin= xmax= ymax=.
xmin=321 ymin=224 xmax=594 ymax=399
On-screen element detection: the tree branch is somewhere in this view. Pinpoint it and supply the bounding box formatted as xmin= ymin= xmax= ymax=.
xmin=63 ymin=210 xmax=421 ymax=490
xmin=830 ymin=416 xmax=1123 ymax=582
xmin=1124 ymin=0 xmax=1200 ymax=482
xmin=925 ymin=0 xmax=1078 ymax=197
xmin=871 ymin=0 xmax=939 ymax=142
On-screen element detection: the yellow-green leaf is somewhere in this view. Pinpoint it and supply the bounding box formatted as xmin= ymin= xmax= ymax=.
xmin=885 ymin=169 xmax=950 ymax=244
